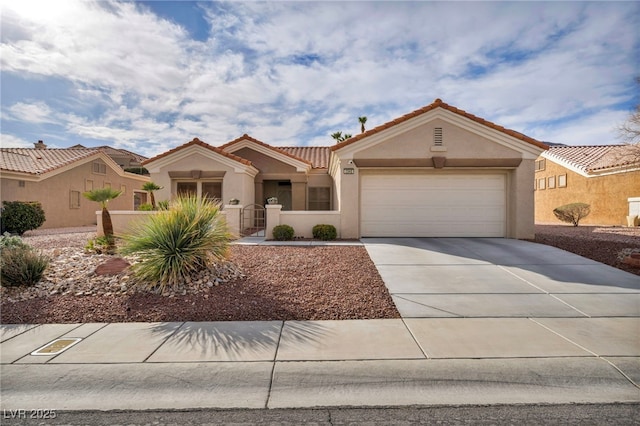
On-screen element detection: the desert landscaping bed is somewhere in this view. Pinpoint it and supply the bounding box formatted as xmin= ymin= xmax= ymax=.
xmin=0 ymin=232 xmax=400 ymax=323
xmin=534 ymin=224 xmax=640 ymax=276
xmin=2 ymin=225 xmax=639 ymax=324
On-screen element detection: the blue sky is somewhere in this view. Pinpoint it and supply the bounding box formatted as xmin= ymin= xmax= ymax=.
xmin=1 ymin=1 xmax=638 ymax=158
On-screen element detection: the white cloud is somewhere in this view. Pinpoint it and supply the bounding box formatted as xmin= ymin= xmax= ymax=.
xmin=6 ymin=101 xmax=56 ymax=123
xmin=0 ymin=0 xmax=637 ymax=157
xmin=0 ymin=134 xmax=32 ymax=148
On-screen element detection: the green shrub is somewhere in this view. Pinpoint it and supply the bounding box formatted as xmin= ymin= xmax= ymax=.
xmin=0 ymin=201 xmax=46 ymax=235
xmin=312 ymin=224 xmax=337 ymax=241
xmin=0 ymin=232 xmax=28 ymax=250
xmin=120 ymin=195 xmax=232 ymax=290
xmin=138 ymin=203 xmax=154 ymax=211
xmin=1 ymin=245 xmax=49 ymax=287
xmin=553 ymin=203 xmax=591 ymax=227
xmin=272 ymin=224 xmax=294 ymax=241
xmin=157 ymin=200 xmax=170 ymax=211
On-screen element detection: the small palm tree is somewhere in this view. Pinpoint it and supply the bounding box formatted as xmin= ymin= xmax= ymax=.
xmin=142 ymin=182 xmax=163 ymax=210
xmin=331 ymin=131 xmax=352 ymax=143
xmin=83 ymin=188 xmax=122 ymax=243
xmin=331 ymin=131 xmax=343 ymax=142
xmin=359 ymin=116 xmax=367 ymax=133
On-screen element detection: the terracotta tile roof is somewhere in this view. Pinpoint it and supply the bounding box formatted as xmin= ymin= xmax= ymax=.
xmin=219 ymin=134 xmax=312 ymax=166
xmin=142 ymin=138 xmax=252 ymax=167
xmin=545 ymin=145 xmax=639 ymax=173
xmin=279 ymin=146 xmax=331 ymax=169
xmin=0 ymin=148 xmax=99 ymax=175
xmin=331 ymin=98 xmax=548 ymax=151
xmin=68 ymin=144 xmax=147 ymax=163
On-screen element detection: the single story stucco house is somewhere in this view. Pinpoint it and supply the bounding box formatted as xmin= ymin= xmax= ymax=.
xmin=1 ymin=143 xmax=150 ymax=229
xmin=143 ymin=99 xmax=547 ymax=239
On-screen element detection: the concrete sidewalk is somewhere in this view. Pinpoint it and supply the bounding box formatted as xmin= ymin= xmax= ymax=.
xmin=1 ymin=237 xmax=639 ymax=410
xmin=1 ymin=318 xmax=639 ymax=410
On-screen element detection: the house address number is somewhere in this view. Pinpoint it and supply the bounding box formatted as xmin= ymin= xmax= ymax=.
xmin=343 ymin=168 xmax=355 ymax=174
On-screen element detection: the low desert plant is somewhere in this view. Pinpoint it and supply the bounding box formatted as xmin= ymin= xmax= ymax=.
xmin=85 ymin=235 xmax=116 ymax=254
xmin=157 ymin=200 xmax=170 ymax=210
xmin=138 ymin=203 xmax=154 ymax=211
xmin=272 ymin=224 xmax=294 ymax=241
xmin=1 ymin=245 xmax=49 ymax=287
xmin=120 ymin=195 xmax=232 ymax=290
xmin=0 ymin=201 xmax=46 ymax=235
xmin=0 ymin=232 xmax=28 ymax=250
xmin=312 ymin=224 xmax=337 ymax=240
xmin=553 ymin=203 xmax=591 ymax=227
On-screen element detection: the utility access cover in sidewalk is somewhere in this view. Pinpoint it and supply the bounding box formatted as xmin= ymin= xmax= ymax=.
xmin=31 ymin=338 xmax=82 ymax=355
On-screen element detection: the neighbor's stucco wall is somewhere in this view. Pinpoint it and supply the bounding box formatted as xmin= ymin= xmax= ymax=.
xmin=535 ymin=158 xmax=640 ymax=226
xmin=1 ymin=159 xmax=149 ymax=229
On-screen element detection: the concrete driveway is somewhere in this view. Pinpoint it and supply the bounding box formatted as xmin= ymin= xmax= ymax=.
xmin=362 ymin=238 xmax=640 ymax=360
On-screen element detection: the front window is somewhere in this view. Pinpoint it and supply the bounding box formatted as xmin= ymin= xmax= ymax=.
xmin=177 ymin=182 xmax=197 ymax=196
xmin=202 ymin=181 xmax=222 ymax=201
xmin=309 ymin=187 xmax=331 ymax=210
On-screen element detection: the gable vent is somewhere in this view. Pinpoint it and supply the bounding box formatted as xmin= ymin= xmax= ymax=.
xmin=434 ymin=127 xmax=443 ymax=146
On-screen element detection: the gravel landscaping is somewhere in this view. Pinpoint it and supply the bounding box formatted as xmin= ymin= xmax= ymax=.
xmin=1 ymin=225 xmax=638 ymax=324
xmin=0 ymin=231 xmax=400 ymax=323
xmin=534 ymin=224 xmax=640 ymax=276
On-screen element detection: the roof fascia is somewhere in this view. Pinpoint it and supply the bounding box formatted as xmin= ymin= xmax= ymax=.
xmin=145 ymin=144 xmax=258 ymax=176
xmin=223 ymin=139 xmax=311 ymax=173
xmin=541 ymin=151 xmax=590 ymax=177
xmin=334 ymin=108 xmax=544 ymax=159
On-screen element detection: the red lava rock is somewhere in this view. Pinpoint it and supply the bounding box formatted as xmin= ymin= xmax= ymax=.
xmin=95 ymin=258 xmax=131 ymax=276
xmin=623 ymin=256 xmax=640 ymax=268
xmin=631 ymin=253 xmax=640 ymax=260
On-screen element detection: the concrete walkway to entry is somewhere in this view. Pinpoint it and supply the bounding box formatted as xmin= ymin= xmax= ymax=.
xmin=1 ymin=238 xmax=638 ymax=410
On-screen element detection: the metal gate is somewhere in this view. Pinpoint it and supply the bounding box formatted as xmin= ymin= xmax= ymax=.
xmin=240 ymin=204 xmax=266 ymax=237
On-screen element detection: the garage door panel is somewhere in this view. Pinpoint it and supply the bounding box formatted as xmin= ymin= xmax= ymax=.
xmin=361 ymin=174 xmax=506 ymax=237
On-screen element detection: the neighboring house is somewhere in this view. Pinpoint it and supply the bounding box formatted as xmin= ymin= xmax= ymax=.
xmin=534 ymin=145 xmax=640 ymax=226
xmin=1 ymin=142 xmax=150 ymax=229
xmin=68 ymin=143 xmax=148 ymax=170
xmin=144 ymin=98 xmax=547 ymax=239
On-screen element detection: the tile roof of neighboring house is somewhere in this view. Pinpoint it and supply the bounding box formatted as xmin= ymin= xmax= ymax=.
xmin=332 ymin=98 xmax=548 ymax=151
xmin=142 ymin=138 xmax=253 ymax=167
xmin=279 ymin=146 xmax=331 ymax=169
xmin=219 ymin=134 xmax=313 ymax=166
xmin=0 ymin=148 xmax=99 ymax=175
xmin=69 ymin=144 xmax=148 ymax=164
xmin=544 ymin=145 xmax=640 ymax=173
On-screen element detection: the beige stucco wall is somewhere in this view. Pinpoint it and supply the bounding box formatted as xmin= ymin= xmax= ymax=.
xmin=1 ymin=158 xmax=149 ymax=229
xmin=534 ymin=158 xmax=640 ymax=226
xmin=354 ymin=119 xmax=521 ymax=160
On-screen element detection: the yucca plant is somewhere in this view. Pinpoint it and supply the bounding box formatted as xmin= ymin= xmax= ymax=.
xmin=120 ymin=195 xmax=232 ymax=290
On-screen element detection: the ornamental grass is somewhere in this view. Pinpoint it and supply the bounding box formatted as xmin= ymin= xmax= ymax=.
xmin=120 ymin=195 xmax=232 ymax=291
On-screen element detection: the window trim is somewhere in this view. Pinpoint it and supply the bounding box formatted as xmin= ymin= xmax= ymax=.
xmin=70 ymin=190 xmax=81 ymax=209
xmin=538 ymin=178 xmax=546 ymax=190
xmin=558 ymin=174 xmax=567 ymax=188
xmin=92 ymin=161 xmax=107 ymax=175
xmin=547 ymin=176 xmax=556 ymax=189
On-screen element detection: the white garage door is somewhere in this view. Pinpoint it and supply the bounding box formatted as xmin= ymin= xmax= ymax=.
xmin=361 ymin=173 xmax=506 ymax=237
